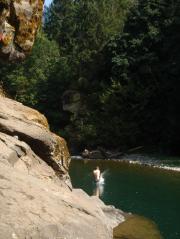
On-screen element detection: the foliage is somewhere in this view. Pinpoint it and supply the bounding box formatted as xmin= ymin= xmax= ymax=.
xmin=43 ymin=0 xmax=132 ymax=150
xmin=44 ymin=0 xmax=131 ymax=84
xmin=1 ymin=0 xmax=180 ymax=154
xmin=97 ymin=0 xmax=180 ymax=153
xmin=0 ymin=31 xmax=60 ymax=107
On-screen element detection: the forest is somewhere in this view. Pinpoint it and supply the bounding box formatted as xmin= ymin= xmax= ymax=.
xmin=0 ymin=0 xmax=180 ymax=154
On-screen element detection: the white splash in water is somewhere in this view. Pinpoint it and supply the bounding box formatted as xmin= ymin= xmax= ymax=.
xmin=127 ymin=157 xmax=180 ymax=172
xmin=153 ymin=165 xmax=180 ymax=172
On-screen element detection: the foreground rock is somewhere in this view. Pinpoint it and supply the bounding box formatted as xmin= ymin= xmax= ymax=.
xmin=0 ymin=0 xmax=43 ymax=61
xmin=0 ymin=96 xmax=125 ymax=238
xmin=0 ymin=134 xmax=125 ymax=239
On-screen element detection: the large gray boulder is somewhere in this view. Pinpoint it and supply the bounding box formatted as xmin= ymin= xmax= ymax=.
xmin=0 ymin=96 xmax=125 ymax=238
xmin=0 ymin=133 xmax=125 ymax=239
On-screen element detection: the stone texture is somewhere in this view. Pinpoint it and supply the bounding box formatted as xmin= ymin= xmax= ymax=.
xmin=0 ymin=0 xmax=44 ymax=61
xmin=0 ymin=96 xmax=71 ymax=180
xmin=0 ymin=96 xmax=125 ymax=238
xmin=62 ymin=90 xmax=81 ymax=114
xmin=0 ymin=133 xmax=125 ymax=239
xmin=0 ymin=132 xmax=59 ymax=182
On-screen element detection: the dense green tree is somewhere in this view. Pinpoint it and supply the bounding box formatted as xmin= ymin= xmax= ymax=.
xmin=96 ymin=0 xmax=180 ymax=153
xmin=1 ymin=0 xmax=180 ymax=154
xmin=44 ymin=0 xmax=132 ymax=150
xmin=0 ymin=31 xmax=59 ymax=107
xmin=44 ymin=0 xmax=132 ymax=84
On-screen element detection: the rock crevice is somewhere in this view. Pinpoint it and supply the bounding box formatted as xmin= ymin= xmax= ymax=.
xmin=0 ymin=0 xmax=43 ymax=61
xmin=0 ymin=96 xmax=71 ymax=179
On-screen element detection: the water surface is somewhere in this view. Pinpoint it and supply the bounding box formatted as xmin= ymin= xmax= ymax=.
xmin=114 ymin=215 xmax=163 ymax=239
xmin=69 ymin=158 xmax=180 ymax=239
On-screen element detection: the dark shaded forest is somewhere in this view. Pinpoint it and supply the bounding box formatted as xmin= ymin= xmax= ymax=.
xmin=0 ymin=0 xmax=180 ymax=154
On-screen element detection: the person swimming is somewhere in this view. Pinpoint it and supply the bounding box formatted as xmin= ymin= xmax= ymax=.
xmin=93 ymin=166 xmax=101 ymax=182
xmin=93 ymin=166 xmax=105 ymax=197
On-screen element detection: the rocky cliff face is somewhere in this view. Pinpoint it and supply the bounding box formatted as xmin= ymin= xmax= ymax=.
xmin=0 ymin=2 xmax=125 ymax=237
xmin=0 ymin=96 xmax=71 ymax=181
xmin=0 ymin=0 xmax=43 ymax=61
xmin=0 ymin=95 xmax=125 ymax=239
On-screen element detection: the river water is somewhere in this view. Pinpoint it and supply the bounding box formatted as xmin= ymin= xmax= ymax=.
xmin=69 ymin=155 xmax=180 ymax=239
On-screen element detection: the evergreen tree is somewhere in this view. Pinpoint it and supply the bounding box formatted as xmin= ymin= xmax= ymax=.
xmin=1 ymin=0 xmax=180 ymax=154
xmin=98 ymin=0 xmax=180 ymax=152
xmin=44 ymin=0 xmax=132 ymax=149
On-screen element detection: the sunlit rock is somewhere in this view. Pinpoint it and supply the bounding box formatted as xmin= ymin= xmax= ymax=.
xmin=0 ymin=95 xmax=71 ymax=180
xmin=0 ymin=96 xmax=125 ymax=238
xmin=0 ymin=0 xmax=44 ymax=61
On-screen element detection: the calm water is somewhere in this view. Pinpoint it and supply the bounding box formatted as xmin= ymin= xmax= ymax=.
xmin=69 ymin=158 xmax=180 ymax=239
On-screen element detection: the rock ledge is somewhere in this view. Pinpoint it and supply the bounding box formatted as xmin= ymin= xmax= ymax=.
xmin=0 ymin=96 xmax=125 ymax=239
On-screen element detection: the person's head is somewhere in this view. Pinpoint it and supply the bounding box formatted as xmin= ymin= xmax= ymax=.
xmin=96 ymin=166 xmax=99 ymax=170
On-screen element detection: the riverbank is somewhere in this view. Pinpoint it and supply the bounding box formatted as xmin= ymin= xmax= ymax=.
xmin=71 ymin=153 xmax=180 ymax=173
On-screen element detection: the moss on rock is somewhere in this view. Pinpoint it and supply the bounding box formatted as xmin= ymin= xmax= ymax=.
xmin=0 ymin=0 xmax=44 ymax=61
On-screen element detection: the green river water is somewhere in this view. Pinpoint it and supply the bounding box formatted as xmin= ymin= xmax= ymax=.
xmin=69 ymin=157 xmax=180 ymax=239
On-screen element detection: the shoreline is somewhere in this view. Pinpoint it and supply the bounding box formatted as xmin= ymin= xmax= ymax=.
xmin=71 ymin=154 xmax=180 ymax=173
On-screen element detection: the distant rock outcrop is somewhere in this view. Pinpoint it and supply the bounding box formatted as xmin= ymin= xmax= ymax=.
xmin=0 ymin=96 xmax=125 ymax=238
xmin=82 ymin=148 xmax=124 ymax=159
xmin=62 ymin=90 xmax=81 ymax=114
xmin=0 ymin=0 xmax=43 ymax=61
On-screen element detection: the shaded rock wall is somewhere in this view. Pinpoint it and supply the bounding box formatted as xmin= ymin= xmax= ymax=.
xmin=0 ymin=0 xmax=44 ymax=61
xmin=0 ymin=132 xmax=59 ymax=182
xmin=0 ymin=96 xmax=71 ymax=180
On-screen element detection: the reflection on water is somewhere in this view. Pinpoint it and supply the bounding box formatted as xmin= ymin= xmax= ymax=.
xmin=114 ymin=215 xmax=163 ymax=239
xmin=92 ymin=170 xmax=107 ymax=197
xmin=93 ymin=182 xmax=104 ymax=197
